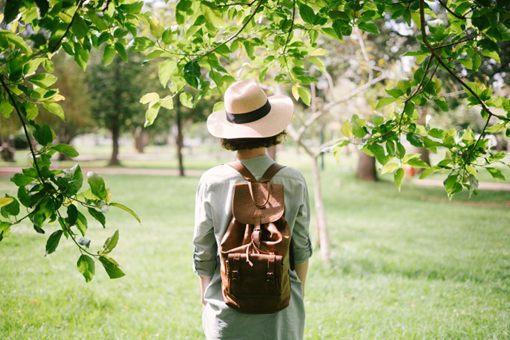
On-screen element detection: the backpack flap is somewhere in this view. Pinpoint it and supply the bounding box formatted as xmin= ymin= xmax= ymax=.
xmin=232 ymin=182 xmax=284 ymax=225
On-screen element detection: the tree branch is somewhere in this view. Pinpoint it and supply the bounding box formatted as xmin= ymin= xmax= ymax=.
xmin=282 ymin=0 xmax=296 ymax=56
xmin=437 ymin=0 xmax=466 ymax=20
xmin=49 ymin=0 xmax=85 ymax=53
xmin=419 ymin=0 xmax=509 ymax=163
xmin=0 ymin=76 xmax=44 ymax=183
xmin=293 ymin=73 xmax=388 ymax=142
xmin=195 ymin=0 xmax=263 ymax=60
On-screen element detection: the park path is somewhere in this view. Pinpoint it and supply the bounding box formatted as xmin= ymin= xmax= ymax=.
xmin=0 ymin=166 xmax=204 ymax=178
xmin=411 ymin=178 xmax=510 ymax=191
xmin=1 ymin=166 xmax=509 ymax=191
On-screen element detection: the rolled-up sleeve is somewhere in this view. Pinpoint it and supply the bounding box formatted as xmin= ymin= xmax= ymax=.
xmin=192 ymin=177 xmax=217 ymax=277
xmin=292 ymin=178 xmax=313 ymax=264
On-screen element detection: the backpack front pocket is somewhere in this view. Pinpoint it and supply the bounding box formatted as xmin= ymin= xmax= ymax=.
xmin=227 ymin=253 xmax=283 ymax=297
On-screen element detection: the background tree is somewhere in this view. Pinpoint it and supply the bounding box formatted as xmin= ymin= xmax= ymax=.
xmin=37 ymin=52 xmax=93 ymax=160
xmin=0 ymin=115 xmax=20 ymax=162
xmin=87 ymin=53 xmax=150 ymax=165
xmin=1 ymin=0 xmax=509 ymax=276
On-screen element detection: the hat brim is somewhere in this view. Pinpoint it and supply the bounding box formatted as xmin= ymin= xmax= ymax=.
xmin=207 ymin=95 xmax=294 ymax=139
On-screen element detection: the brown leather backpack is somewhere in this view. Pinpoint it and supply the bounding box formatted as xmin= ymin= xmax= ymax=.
xmin=219 ymin=161 xmax=292 ymax=314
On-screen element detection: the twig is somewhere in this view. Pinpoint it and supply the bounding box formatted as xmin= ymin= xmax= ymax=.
xmin=294 ymin=73 xmax=388 ymax=142
xmin=0 ymin=76 xmax=44 ymax=183
xmin=354 ymin=28 xmax=373 ymax=82
xmin=433 ymin=35 xmax=478 ymax=50
xmin=282 ymin=0 xmax=296 ymax=56
xmin=419 ymin=0 xmax=509 ymax=163
xmin=49 ymin=0 xmax=85 ymax=53
xmin=213 ymin=0 xmax=257 ymax=8
xmin=194 ymin=0 xmax=263 ymax=60
xmin=437 ymin=0 xmax=466 ymax=19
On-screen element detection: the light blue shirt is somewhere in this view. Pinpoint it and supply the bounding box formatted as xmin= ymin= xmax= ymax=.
xmin=193 ymin=154 xmax=312 ymax=340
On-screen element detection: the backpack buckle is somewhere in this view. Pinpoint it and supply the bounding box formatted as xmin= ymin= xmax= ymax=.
xmin=266 ymin=272 xmax=274 ymax=283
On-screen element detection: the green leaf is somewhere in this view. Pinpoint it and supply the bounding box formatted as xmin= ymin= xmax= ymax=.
xmin=3 ymin=0 xmax=21 ymax=23
xmin=33 ymin=124 xmax=54 ymax=146
xmin=77 ymin=254 xmax=95 ymax=282
xmin=1 ymin=194 xmax=19 ymax=216
xmin=76 ymin=210 xmax=88 ymax=236
xmin=140 ymin=92 xmax=159 ymax=104
xmin=486 ymin=167 xmax=505 ymax=180
xmin=114 ymin=42 xmax=128 ymax=62
xmin=160 ymin=96 xmax=174 ymax=110
xmin=68 ymin=204 xmax=78 ymax=226
xmin=45 ymin=230 xmax=63 ymax=255
xmin=183 ymin=61 xmax=200 ymax=88
xmin=351 ymin=114 xmax=367 ymax=138
xmin=376 ymin=97 xmax=396 ymax=109
xmin=42 ymin=102 xmax=65 ymax=120
xmin=102 ymin=230 xmax=119 ymax=254
xmin=434 ymin=98 xmax=448 ymax=112
xmin=110 ymin=202 xmax=141 ymax=223
xmin=367 ymin=143 xmax=388 ymax=165
xmin=87 ymin=173 xmax=107 ymax=200
xmin=144 ymin=102 xmax=161 ymax=127
xmin=29 ymin=73 xmax=57 ymax=88
xmin=63 ymin=165 xmax=83 ymax=196
xmin=99 ymin=256 xmax=125 ymax=279
xmin=158 ymin=60 xmax=177 ymax=87
xmin=386 ymin=88 xmax=403 ymax=98
xmin=406 ymin=133 xmax=424 ymax=147
xmin=341 ymin=120 xmax=352 ymax=137
xmin=0 ymin=100 xmax=14 ymax=118
xmin=51 ymin=144 xmax=79 ymax=158
xmin=297 ymin=86 xmax=311 ymax=106
xmin=102 ymin=45 xmax=116 ymax=66
xmin=444 ymin=174 xmax=462 ymax=198
xmin=406 ymin=158 xmax=429 ymax=168
xmin=486 ymin=123 xmax=506 ymax=134
xmin=462 ymin=128 xmax=474 ymax=143
xmin=299 ymin=3 xmax=316 ymax=24
xmin=358 ymin=21 xmax=379 ymax=34
xmin=394 ymin=168 xmax=404 ymax=191
xmin=382 ymin=161 xmax=399 ymax=175
xmin=88 ymin=207 xmax=106 ymax=228
xmin=0 ymin=197 xmax=14 ymax=208
xmin=11 ymin=173 xmax=34 ymax=186
xmin=149 ymin=17 xmax=164 ymax=39
xmin=24 ymin=102 xmax=39 ymax=120
xmin=179 ymin=92 xmax=193 ymax=108
xmin=71 ymin=16 xmax=89 ymax=39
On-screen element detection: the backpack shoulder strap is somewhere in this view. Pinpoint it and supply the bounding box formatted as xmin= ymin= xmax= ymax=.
xmin=228 ymin=161 xmax=256 ymax=182
xmin=260 ymin=163 xmax=285 ymax=183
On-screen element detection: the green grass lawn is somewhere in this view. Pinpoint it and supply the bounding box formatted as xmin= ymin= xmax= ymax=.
xmin=0 ymin=155 xmax=509 ymax=339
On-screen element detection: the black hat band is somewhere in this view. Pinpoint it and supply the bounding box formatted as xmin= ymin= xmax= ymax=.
xmin=225 ymin=100 xmax=271 ymax=124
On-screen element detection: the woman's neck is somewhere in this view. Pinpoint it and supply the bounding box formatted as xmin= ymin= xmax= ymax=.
xmin=236 ymin=148 xmax=266 ymax=160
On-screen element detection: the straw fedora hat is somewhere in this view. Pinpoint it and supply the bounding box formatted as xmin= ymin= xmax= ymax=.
xmin=207 ymin=79 xmax=294 ymax=139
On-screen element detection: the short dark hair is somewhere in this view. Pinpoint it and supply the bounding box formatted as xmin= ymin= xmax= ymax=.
xmin=221 ymin=131 xmax=287 ymax=151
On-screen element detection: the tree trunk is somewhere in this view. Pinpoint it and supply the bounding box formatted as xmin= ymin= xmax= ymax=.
xmin=176 ymin=102 xmax=185 ymax=177
xmin=0 ymin=136 xmax=15 ymax=162
xmin=311 ymin=156 xmax=331 ymax=262
xmin=357 ymin=151 xmax=377 ymax=181
xmin=133 ymin=126 xmax=148 ymax=154
xmin=416 ymin=107 xmax=430 ymax=172
xmin=57 ymin=134 xmax=74 ymax=161
xmin=109 ymin=120 xmax=121 ymax=166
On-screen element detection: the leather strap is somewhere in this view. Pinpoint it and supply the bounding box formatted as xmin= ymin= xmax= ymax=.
xmin=229 ymin=161 xmax=284 ymax=183
xmin=259 ymin=163 xmax=285 ymax=183
xmin=229 ymin=161 xmax=257 ymax=182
